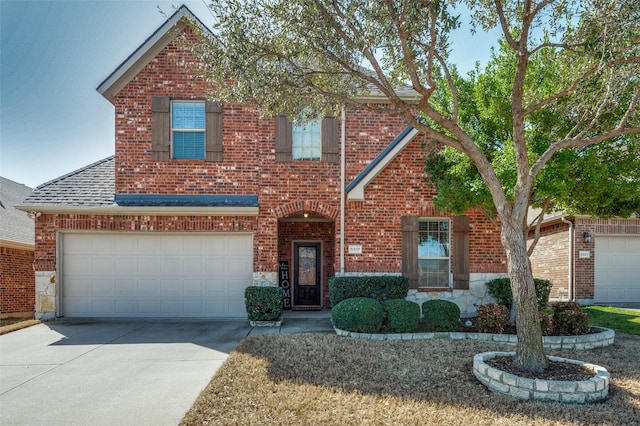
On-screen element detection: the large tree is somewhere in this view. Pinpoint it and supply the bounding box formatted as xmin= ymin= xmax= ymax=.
xmin=193 ymin=0 xmax=640 ymax=372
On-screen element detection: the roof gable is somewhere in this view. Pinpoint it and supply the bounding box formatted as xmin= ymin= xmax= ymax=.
xmin=97 ymin=5 xmax=211 ymax=103
xmin=345 ymin=126 xmax=420 ymax=200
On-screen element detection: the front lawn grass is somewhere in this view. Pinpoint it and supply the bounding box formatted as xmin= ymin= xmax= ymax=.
xmin=181 ymin=333 xmax=640 ymax=425
xmin=584 ymin=305 xmax=640 ymax=335
xmin=0 ymin=318 xmax=40 ymax=335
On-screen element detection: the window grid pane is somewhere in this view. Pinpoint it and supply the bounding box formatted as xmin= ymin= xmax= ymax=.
xmin=418 ymin=219 xmax=450 ymax=287
xmin=172 ymin=102 xmax=205 ymax=129
xmin=173 ymin=132 xmax=205 ymax=159
xmin=292 ymin=120 xmax=321 ymax=160
xmin=172 ymin=101 xmax=205 ymax=159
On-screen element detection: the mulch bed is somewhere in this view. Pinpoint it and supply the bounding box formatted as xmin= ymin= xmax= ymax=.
xmin=484 ymin=356 xmax=596 ymax=381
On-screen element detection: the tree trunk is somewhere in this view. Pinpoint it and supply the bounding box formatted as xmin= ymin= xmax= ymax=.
xmin=501 ymin=222 xmax=547 ymax=373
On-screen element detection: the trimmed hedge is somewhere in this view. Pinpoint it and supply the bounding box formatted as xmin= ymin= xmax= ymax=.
xmin=485 ymin=277 xmax=552 ymax=311
xmin=244 ymin=286 xmax=284 ymax=322
xmin=331 ymin=297 xmax=385 ymax=333
xmin=329 ymin=276 xmax=409 ymax=306
xmin=422 ymin=300 xmax=460 ymax=332
xmin=383 ymin=299 xmax=420 ymax=333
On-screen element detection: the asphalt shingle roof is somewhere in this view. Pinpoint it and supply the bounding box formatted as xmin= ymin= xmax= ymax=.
xmin=0 ymin=177 xmax=34 ymax=245
xmin=20 ymin=156 xmax=115 ymax=207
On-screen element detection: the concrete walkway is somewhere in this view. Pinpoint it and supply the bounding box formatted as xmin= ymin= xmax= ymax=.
xmin=0 ymin=312 xmax=333 ymax=426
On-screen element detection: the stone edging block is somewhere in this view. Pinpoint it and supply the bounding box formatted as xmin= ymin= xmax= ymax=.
xmin=472 ymin=351 xmax=610 ymax=403
xmin=332 ymin=325 xmax=614 ymax=351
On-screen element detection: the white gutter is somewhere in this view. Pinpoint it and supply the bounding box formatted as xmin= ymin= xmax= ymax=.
xmin=560 ymin=216 xmax=574 ymax=301
xmin=340 ymin=107 xmax=346 ymax=275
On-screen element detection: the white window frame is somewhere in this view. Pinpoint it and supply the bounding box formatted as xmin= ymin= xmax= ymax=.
xmin=418 ymin=218 xmax=451 ymax=288
xmin=171 ymin=100 xmax=205 ymax=160
xmin=292 ymin=118 xmax=321 ymax=161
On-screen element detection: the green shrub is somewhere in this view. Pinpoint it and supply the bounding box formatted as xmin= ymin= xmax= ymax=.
xmin=552 ymin=302 xmax=590 ymax=335
xmin=329 ymin=276 xmax=409 ymax=306
xmin=244 ymin=286 xmax=284 ymax=322
xmin=331 ymin=297 xmax=384 ymax=333
xmin=477 ymin=304 xmax=509 ymax=334
xmin=422 ymin=300 xmax=460 ymax=332
xmin=383 ymin=299 xmax=420 ymax=333
xmin=485 ymin=277 xmax=552 ymax=311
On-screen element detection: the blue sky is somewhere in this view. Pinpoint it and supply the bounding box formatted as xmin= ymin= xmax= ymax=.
xmin=1 ymin=1 xmax=500 ymax=189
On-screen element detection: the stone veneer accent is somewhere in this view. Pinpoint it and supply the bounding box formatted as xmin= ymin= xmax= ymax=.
xmin=473 ymin=352 xmax=610 ymax=403
xmin=333 ymin=326 xmax=615 ymax=351
xmin=407 ymin=273 xmax=503 ymax=317
xmin=34 ymin=271 xmax=56 ymax=320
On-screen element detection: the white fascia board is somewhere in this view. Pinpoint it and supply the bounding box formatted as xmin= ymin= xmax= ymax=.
xmin=346 ymin=127 xmax=420 ymax=201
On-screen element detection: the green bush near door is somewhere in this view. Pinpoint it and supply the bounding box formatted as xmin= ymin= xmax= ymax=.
xmin=244 ymin=286 xmax=284 ymax=322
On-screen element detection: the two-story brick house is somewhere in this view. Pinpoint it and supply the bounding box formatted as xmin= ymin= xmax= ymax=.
xmin=18 ymin=5 xmax=507 ymax=320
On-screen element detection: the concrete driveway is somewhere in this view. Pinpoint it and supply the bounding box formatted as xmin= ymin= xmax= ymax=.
xmin=0 ymin=319 xmax=251 ymax=426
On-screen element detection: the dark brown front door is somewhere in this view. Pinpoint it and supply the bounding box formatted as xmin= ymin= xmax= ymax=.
xmin=293 ymin=242 xmax=322 ymax=306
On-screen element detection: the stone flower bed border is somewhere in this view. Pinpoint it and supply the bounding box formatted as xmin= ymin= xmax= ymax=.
xmin=333 ymin=326 xmax=615 ymax=351
xmin=473 ymin=351 xmax=610 ymax=403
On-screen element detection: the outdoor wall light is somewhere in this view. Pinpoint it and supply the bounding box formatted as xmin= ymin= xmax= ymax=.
xmin=303 ymin=212 xmax=309 ymax=218
xmin=583 ymin=231 xmax=591 ymax=243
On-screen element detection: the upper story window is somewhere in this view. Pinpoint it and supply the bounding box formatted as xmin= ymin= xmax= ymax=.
xmin=275 ymin=116 xmax=338 ymax=163
xmin=172 ymin=101 xmax=205 ymax=159
xmin=418 ymin=219 xmax=450 ymax=287
xmin=292 ymin=119 xmax=321 ymax=160
xmin=151 ymin=96 xmax=223 ymax=162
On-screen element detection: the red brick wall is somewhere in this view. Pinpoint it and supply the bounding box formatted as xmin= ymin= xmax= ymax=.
xmin=528 ymin=222 xmax=571 ymax=300
xmin=1 ymin=245 xmax=35 ymax=317
xmin=344 ymin=138 xmax=507 ymax=274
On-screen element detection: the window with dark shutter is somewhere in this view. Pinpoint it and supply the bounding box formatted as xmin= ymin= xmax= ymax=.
xmin=151 ymin=96 xmax=170 ymax=161
xmin=275 ymin=115 xmax=339 ymax=163
xmin=452 ymin=215 xmax=470 ymax=290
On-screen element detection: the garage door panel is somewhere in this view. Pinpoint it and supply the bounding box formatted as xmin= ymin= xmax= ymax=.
xmin=595 ymin=235 xmax=640 ymax=304
xmin=62 ymin=233 xmax=253 ymax=318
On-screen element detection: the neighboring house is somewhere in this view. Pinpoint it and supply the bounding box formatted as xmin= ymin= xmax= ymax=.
xmin=1 ymin=177 xmax=34 ymax=318
xmin=17 ymin=5 xmax=507 ymax=320
xmin=529 ymin=214 xmax=640 ymax=305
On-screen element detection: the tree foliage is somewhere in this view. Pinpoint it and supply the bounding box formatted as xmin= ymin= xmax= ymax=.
xmin=193 ymin=0 xmax=640 ymax=372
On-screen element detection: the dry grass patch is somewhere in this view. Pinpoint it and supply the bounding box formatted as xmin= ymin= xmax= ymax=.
xmin=0 ymin=319 xmax=40 ymax=335
xmin=182 ymin=333 xmax=640 ymax=425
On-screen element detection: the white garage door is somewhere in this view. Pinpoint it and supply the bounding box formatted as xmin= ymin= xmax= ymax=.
xmin=594 ymin=235 xmax=640 ymax=303
xmin=61 ymin=233 xmax=253 ymax=318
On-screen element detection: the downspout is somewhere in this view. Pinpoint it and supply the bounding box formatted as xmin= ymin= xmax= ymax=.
xmin=560 ymin=216 xmax=574 ymax=301
xmin=340 ymin=106 xmax=346 ymax=275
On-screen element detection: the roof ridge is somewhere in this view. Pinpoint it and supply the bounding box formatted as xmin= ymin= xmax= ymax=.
xmin=35 ymin=156 xmax=115 ymax=190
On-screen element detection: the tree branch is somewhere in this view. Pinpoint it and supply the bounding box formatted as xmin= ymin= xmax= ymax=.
xmin=531 ymin=126 xmax=640 ymax=177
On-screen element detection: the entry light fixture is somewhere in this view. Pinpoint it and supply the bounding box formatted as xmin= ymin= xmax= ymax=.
xmin=303 ymin=212 xmax=309 ymax=218
xmin=582 ymin=231 xmax=591 ymax=243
